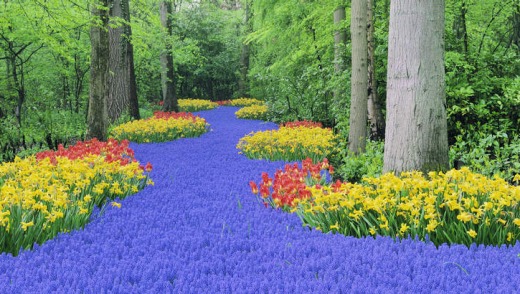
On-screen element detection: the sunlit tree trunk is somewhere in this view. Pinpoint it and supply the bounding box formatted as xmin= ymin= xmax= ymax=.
xmin=367 ymin=0 xmax=384 ymax=140
xmin=87 ymin=0 xmax=110 ymax=141
xmin=160 ymin=0 xmax=178 ymax=112
xmin=383 ymin=0 xmax=449 ymax=174
xmin=348 ymin=0 xmax=368 ymax=154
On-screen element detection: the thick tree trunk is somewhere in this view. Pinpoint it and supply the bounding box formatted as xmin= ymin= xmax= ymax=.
xmin=238 ymin=0 xmax=251 ymax=97
xmin=87 ymin=0 xmax=110 ymax=141
xmin=383 ymin=0 xmax=449 ymax=174
xmin=348 ymin=0 xmax=368 ymax=154
xmin=160 ymin=1 xmax=178 ymax=112
xmin=333 ymin=6 xmax=346 ymax=105
xmin=366 ymin=0 xmax=384 ymax=140
xmin=108 ymin=0 xmax=140 ymax=122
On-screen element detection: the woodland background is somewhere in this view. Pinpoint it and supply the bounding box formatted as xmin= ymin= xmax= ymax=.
xmin=0 ymin=0 xmax=519 ymax=180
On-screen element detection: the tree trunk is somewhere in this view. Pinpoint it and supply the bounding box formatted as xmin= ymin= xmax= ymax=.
xmin=125 ymin=0 xmax=140 ymax=120
xmin=333 ymin=6 xmax=346 ymax=106
xmin=238 ymin=0 xmax=251 ymax=97
xmin=366 ymin=0 xmax=384 ymax=140
xmin=383 ymin=0 xmax=449 ymax=174
xmin=348 ymin=0 xmax=368 ymax=154
xmin=160 ymin=1 xmax=178 ymax=112
xmin=108 ymin=0 xmax=140 ymax=122
xmin=87 ymin=0 xmax=110 ymax=141
xmin=512 ymin=1 xmax=520 ymax=54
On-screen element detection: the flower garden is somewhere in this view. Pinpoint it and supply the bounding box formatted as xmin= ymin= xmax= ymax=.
xmin=0 ymin=106 xmax=519 ymax=292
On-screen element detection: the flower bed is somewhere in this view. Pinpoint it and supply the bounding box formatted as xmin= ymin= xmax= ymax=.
xmin=252 ymin=159 xmax=520 ymax=247
xmin=229 ymin=98 xmax=264 ymax=107
xmin=110 ymin=111 xmax=209 ymax=143
xmin=237 ymin=123 xmax=337 ymax=162
xmin=234 ymin=104 xmax=268 ymax=120
xmin=178 ymin=99 xmax=218 ymax=112
xmin=0 ymin=139 xmax=151 ymax=255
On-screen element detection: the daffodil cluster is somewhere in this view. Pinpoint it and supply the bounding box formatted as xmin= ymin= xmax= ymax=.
xmin=237 ymin=125 xmax=338 ymax=162
xmin=234 ymin=105 xmax=268 ymax=120
xmin=0 ymin=139 xmax=151 ymax=255
xmin=229 ymin=98 xmax=264 ymax=107
xmin=110 ymin=111 xmax=209 ymax=143
xmin=293 ymin=167 xmax=520 ymax=247
xmin=178 ymin=99 xmax=218 ymax=112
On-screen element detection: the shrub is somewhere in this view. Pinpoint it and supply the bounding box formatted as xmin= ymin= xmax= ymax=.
xmin=110 ymin=111 xmax=209 ymax=143
xmin=237 ymin=125 xmax=338 ymax=162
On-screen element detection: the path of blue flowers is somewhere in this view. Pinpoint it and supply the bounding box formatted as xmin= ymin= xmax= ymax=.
xmin=1 ymin=106 xmax=519 ymax=292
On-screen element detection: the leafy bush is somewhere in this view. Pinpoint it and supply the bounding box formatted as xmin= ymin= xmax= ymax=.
xmin=110 ymin=111 xmax=209 ymax=143
xmin=336 ymin=140 xmax=384 ymax=183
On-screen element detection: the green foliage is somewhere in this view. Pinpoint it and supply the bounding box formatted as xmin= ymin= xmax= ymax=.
xmin=248 ymin=0 xmax=343 ymax=126
xmin=336 ymin=140 xmax=383 ymax=183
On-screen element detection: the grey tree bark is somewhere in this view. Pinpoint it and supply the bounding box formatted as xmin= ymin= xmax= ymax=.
xmin=367 ymin=0 xmax=384 ymax=140
xmin=87 ymin=0 xmax=110 ymax=141
xmin=383 ymin=0 xmax=449 ymax=174
xmin=108 ymin=0 xmax=140 ymax=122
xmin=333 ymin=6 xmax=346 ymax=107
xmin=348 ymin=0 xmax=368 ymax=154
xmin=160 ymin=0 xmax=179 ymax=112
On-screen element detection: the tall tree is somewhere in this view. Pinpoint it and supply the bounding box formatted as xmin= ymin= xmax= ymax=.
xmin=512 ymin=0 xmax=520 ymax=54
xmin=383 ymin=0 xmax=449 ymax=174
xmin=366 ymin=0 xmax=384 ymax=140
xmin=238 ymin=0 xmax=251 ymax=97
xmin=333 ymin=5 xmax=346 ymax=107
xmin=107 ymin=0 xmax=140 ymax=122
xmin=348 ymin=0 xmax=368 ymax=154
xmin=87 ymin=0 xmax=111 ymax=141
xmin=160 ymin=0 xmax=178 ymax=112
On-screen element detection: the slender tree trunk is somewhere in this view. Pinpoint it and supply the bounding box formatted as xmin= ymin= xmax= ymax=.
xmin=366 ymin=0 xmax=384 ymax=140
xmin=512 ymin=1 xmax=520 ymax=54
xmin=348 ymin=0 xmax=368 ymax=154
xmin=238 ymin=0 xmax=251 ymax=97
xmin=87 ymin=0 xmax=110 ymax=141
xmin=333 ymin=6 xmax=346 ymax=106
xmin=108 ymin=0 xmax=139 ymax=122
xmin=383 ymin=0 xmax=449 ymax=174
xmin=160 ymin=0 xmax=178 ymax=112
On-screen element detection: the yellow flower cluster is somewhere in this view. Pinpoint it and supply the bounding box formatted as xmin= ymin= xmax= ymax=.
xmin=235 ymin=105 xmax=268 ymax=120
xmin=110 ymin=115 xmax=208 ymax=143
xmin=178 ymin=99 xmax=218 ymax=112
xmin=237 ymin=126 xmax=338 ymax=162
xmin=0 ymin=155 xmax=149 ymax=255
xmin=229 ymin=98 xmax=264 ymax=107
xmin=295 ymin=167 xmax=520 ymax=247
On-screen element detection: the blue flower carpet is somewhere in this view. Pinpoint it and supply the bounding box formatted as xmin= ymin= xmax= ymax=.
xmin=0 ymin=107 xmax=519 ymax=292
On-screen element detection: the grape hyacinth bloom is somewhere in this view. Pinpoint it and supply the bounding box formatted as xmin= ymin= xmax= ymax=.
xmin=0 ymin=107 xmax=518 ymax=292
